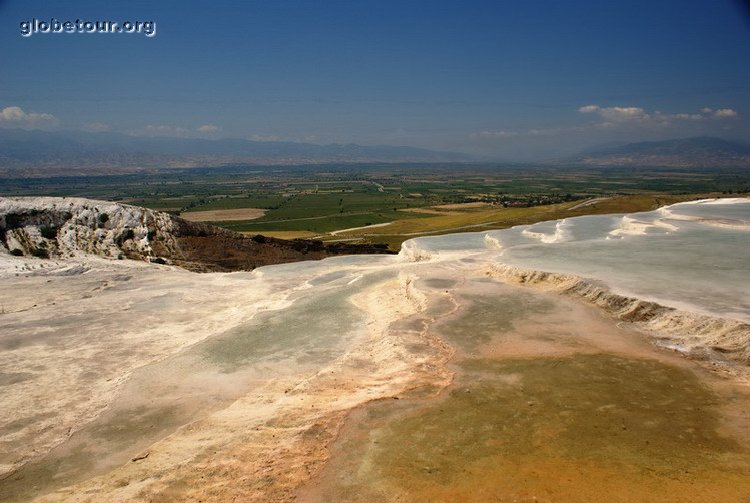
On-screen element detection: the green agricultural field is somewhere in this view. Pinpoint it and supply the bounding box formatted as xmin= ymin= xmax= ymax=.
xmin=179 ymin=194 xmax=288 ymax=212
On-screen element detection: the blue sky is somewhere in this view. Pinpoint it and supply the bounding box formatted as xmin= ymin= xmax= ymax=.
xmin=1 ymin=0 xmax=749 ymax=160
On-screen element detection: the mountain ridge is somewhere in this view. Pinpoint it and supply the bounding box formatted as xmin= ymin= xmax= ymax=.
xmin=0 ymin=128 xmax=472 ymax=177
xmin=559 ymin=136 xmax=750 ymax=168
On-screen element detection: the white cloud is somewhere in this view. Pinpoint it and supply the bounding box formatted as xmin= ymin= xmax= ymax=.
xmin=0 ymin=106 xmax=58 ymax=129
xmin=478 ymin=103 xmax=741 ymax=144
xmin=578 ymin=105 xmax=600 ymax=114
xmin=579 ymin=104 xmax=739 ymax=128
xmin=599 ymin=106 xmax=649 ymax=122
xmin=475 ymin=130 xmax=518 ymax=138
xmin=141 ymin=125 xmax=189 ymax=137
xmin=670 ymin=113 xmax=703 ymax=121
xmin=580 ymin=104 xmax=650 ymax=123
xmin=137 ymin=124 xmax=224 ymax=137
xmin=81 ymin=122 xmax=112 ymax=133
xmin=714 ymin=108 xmax=738 ymax=118
xmin=197 ymin=124 xmax=220 ymax=134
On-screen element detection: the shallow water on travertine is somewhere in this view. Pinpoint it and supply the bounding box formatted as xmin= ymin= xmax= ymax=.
xmin=302 ymin=277 xmax=750 ymax=502
xmin=0 ymin=269 xmax=392 ymax=502
xmin=413 ymin=198 xmax=750 ymax=321
xmin=310 ymin=356 xmax=750 ymax=502
xmin=493 ymin=199 xmax=750 ymax=321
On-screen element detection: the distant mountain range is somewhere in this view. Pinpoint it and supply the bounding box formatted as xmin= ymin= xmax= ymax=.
xmin=561 ymin=137 xmax=750 ymax=168
xmin=0 ymin=128 xmax=472 ymax=177
xmin=3 ymin=129 xmax=749 ymax=177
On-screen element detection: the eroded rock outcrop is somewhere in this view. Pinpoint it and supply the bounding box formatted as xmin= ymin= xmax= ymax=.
xmin=0 ymin=197 xmax=394 ymax=271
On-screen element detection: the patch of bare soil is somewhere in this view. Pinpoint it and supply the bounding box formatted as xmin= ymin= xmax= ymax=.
xmin=180 ymin=208 xmax=266 ymax=222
